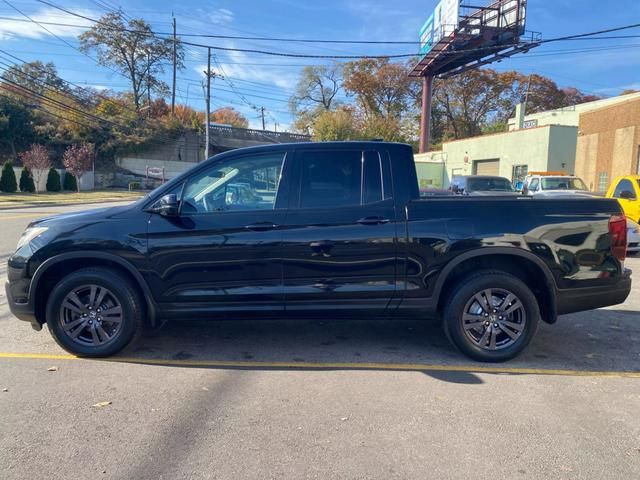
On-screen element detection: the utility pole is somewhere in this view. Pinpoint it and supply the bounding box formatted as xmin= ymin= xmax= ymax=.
xmin=171 ymin=15 xmax=177 ymax=116
xmin=146 ymin=51 xmax=151 ymax=119
xmin=260 ymin=106 xmax=266 ymax=130
xmin=205 ymin=47 xmax=211 ymax=160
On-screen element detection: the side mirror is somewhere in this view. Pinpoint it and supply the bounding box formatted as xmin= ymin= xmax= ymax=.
xmin=155 ymin=194 xmax=180 ymax=217
xmin=620 ymin=190 xmax=636 ymax=200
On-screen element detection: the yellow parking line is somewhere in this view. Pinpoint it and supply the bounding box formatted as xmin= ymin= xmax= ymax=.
xmin=0 ymin=213 xmax=56 ymax=220
xmin=0 ymin=352 xmax=639 ymax=378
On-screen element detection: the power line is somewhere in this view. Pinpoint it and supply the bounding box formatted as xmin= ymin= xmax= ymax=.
xmin=10 ymin=2 xmax=640 ymax=62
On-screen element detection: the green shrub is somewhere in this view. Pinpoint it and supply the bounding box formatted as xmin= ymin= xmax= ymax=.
xmin=63 ymin=172 xmax=78 ymax=191
xmin=46 ymin=168 xmax=61 ymax=192
xmin=19 ymin=166 xmax=35 ymax=193
xmin=0 ymin=161 xmax=17 ymax=193
xmin=129 ymin=181 xmax=141 ymax=190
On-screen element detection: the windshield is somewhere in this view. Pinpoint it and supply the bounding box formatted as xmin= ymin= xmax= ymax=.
xmin=466 ymin=177 xmax=514 ymax=192
xmin=541 ymin=177 xmax=588 ymax=191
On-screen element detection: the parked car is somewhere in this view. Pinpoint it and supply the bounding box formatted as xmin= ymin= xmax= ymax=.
xmin=6 ymin=142 xmax=632 ymax=362
xmin=522 ymin=174 xmax=590 ymax=197
xmin=607 ymin=175 xmax=640 ymax=223
xmin=449 ymin=175 xmax=517 ymax=196
xmin=628 ymin=219 xmax=640 ymax=256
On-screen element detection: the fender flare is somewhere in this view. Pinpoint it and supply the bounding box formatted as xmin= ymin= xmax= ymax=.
xmin=432 ymin=247 xmax=558 ymax=323
xmin=29 ymin=251 xmax=158 ymax=325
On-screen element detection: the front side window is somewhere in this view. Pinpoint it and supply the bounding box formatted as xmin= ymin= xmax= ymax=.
xmin=298 ymin=150 xmax=385 ymax=208
xmin=528 ymin=178 xmax=540 ymax=191
xmin=181 ymin=152 xmax=285 ymax=214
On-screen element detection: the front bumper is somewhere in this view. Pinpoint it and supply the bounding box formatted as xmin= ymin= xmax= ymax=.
xmin=5 ymin=281 xmax=41 ymax=331
xmin=557 ymin=268 xmax=632 ymax=315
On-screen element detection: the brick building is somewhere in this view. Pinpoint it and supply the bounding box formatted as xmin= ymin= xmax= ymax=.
xmin=575 ymin=95 xmax=640 ymax=192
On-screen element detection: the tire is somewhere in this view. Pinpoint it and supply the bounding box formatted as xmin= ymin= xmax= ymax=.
xmin=442 ymin=270 xmax=540 ymax=362
xmin=46 ymin=268 xmax=143 ymax=357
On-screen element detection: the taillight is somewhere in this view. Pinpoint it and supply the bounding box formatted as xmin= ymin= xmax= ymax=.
xmin=609 ymin=214 xmax=627 ymax=262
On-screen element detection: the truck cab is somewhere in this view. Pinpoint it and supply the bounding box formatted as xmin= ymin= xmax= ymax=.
xmin=522 ymin=173 xmax=590 ymax=197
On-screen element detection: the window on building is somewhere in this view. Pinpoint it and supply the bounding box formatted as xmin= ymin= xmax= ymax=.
xmin=512 ymin=165 xmax=528 ymax=183
xmin=597 ymin=172 xmax=609 ymax=193
xmin=512 ymin=165 xmax=528 ymax=190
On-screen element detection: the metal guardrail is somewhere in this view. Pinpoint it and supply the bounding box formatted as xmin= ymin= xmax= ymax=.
xmin=208 ymin=125 xmax=311 ymax=143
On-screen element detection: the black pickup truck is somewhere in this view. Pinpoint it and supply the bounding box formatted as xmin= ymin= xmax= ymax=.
xmin=6 ymin=142 xmax=632 ymax=361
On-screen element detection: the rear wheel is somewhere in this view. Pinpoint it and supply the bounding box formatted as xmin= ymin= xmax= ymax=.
xmin=443 ymin=270 xmax=540 ymax=362
xmin=46 ymin=268 xmax=143 ymax=357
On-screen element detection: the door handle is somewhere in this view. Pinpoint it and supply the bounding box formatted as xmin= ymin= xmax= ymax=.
xmin=245 ymin=222 xmax=278 ymax=231
xmin=357 ymin=216 xmax=390 ymax=226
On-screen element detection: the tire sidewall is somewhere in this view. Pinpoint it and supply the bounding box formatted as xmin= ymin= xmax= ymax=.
xmin=444 ymin=272 xmax=540 ymax=362
xmin=46 ymin=269 xmax=141 ymax=357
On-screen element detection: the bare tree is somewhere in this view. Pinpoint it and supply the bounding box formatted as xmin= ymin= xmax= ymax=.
xmin=19 ymin=144 xmax=50 ymax=193
xmin=63 ymin=144 xmax=94 ymax=192
xmin=290 ymin=64 xmax=342 ymax=117
xmin=79 ymin=11 xmax=184 ymax=113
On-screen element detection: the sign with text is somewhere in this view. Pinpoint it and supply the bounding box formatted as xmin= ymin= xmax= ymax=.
xmin=419 ymin=0 xmax=461 ymax=56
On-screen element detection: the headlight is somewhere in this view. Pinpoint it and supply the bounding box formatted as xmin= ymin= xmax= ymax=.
xmin=16 ymin=226 xmax=49 ymax=251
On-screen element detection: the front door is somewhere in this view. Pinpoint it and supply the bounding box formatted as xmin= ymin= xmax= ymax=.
xmin=611 ymin=178 xmax=640 ymax=222
xmin=281 ymin=148 xmax=398 ymax=314
xmin=146 ymin=150 xmax=291 ymax=315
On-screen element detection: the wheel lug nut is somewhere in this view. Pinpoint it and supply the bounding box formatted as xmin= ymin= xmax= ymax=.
xmin=494 ymin=323 xmax=499 ymax=328
xmin=484 ymin=313 xmax=489 ymax=317
xmin=485 ymin=322 xmax=490 ymax=326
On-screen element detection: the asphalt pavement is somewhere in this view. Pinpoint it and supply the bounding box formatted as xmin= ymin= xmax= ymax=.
xmin=1 ymin=203 xmax=639 ymax=480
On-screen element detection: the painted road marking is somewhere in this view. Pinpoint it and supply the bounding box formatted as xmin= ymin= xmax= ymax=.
xmin=0 ymin=352 xmax=639 ymax=378
xmin=0 ymin=213 xmax=57 ymax=220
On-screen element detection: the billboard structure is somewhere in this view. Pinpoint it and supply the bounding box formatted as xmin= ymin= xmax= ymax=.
xmin=411 ymin=0 xmax=538 ymax=152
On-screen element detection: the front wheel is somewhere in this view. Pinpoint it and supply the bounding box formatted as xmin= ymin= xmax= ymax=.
xmin=46 ymin=268 xmax=143 ymax=357
xmin=443 ymin=270 xmax=540 ymax=362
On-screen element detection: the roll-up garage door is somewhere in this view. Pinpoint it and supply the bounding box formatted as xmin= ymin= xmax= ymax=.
xmin=473 ymin=159 xmax=500 ymax=176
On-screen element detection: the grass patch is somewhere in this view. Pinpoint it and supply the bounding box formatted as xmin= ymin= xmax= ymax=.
xmin=0 ymin=189 xmax=144 ymax=206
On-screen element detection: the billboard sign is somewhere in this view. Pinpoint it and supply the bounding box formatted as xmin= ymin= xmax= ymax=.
xmin=419 ymin=0 xmax=461 ymax=56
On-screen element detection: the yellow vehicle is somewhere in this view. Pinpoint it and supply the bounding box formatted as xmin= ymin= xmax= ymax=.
xmin=606 ymin=175 xmax=640 ymax=223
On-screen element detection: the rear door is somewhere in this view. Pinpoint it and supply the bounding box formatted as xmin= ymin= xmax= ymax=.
xmin=281 ymin=147 xmax=398 ymax=314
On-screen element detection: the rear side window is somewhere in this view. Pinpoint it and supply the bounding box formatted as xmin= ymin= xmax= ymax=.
xmin=613 ymin=179 xmax=636 ymax=199
xmin=298 ymin=150 xmax=386 ymax=208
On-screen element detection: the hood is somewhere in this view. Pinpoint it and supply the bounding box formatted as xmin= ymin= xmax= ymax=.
xmin=536 ymin=190 xmax=598 ymax=198
xmin=468 ymin=191 xmax=520 ymax=196
xmin=29 ymin=203 xmax=134 ymax=228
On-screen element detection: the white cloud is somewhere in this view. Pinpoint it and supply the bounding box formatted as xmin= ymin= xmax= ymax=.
xmin=595 ymin=82 xmax=640 ymax=95
xmin=0 ymin=7 xmax=96 ymax=41
xmin=208 ymin=8 xmax=234 ymax=25
xmin=193 ymin=44 xmax=297 ymax=91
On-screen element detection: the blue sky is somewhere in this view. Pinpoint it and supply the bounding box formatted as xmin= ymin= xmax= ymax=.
xmin=0 ymin=0 xmax=639 ymax=130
